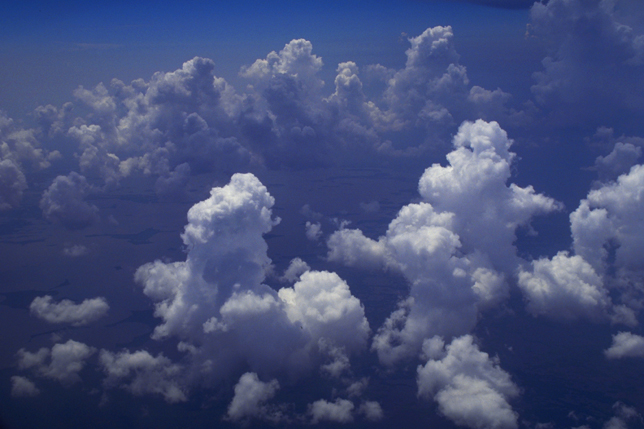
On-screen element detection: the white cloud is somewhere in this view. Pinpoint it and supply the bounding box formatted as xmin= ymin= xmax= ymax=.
xmin=278 ymin=270 xmax=370 ymax=353
xmin=517 ymin=251 xmax=613 ymax=322
xmin=605 ymin=332 xmax=644 ymax=359
xmin=17 ymin=340 xmax=96 ymax=385
xmin=328 ymin=120 xmax=559 ymax=365
xmin=571 ymin=164 xmax=644 ymax=293
xmin=30 ymin=295 xmax=109 ymax=326
xmin=308 ymin=398 xmax=355 ymax=424
xmin=417 ymin=335 xmax=519 ymax=429
xmin=226 ymin=372 xmax=282 ymax=424
xmin=130 ymin=173 xmax=369 ymax=399
xmin=10 ymin=376 xmax=40 ymax=398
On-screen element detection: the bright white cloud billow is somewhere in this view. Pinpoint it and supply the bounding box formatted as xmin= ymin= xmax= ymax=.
xmin=329 ymin=120 xmax=560 ymax=365
xmin=101 ymin=173 xmax=371 ymax=403
xmin=17 ymin=340 xmax=96 ymax=386
xmin=417 ymin=335 xmax=519 ymax=429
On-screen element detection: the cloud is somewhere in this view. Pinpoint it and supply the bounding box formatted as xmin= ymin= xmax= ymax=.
xmin=29 ymin=295 xmax=109 ymax=326
xmin=280 ymin=257 xmax=311 ymax=283
xmin=571 ymin=164 xmax=644 ymax=293
xmin=529 ymin=0 xmax=644 ymax=127
xmin=0 ymin=159 xmax=27 ymax=210
xmin=604 ymin=332 xmax=644 ymax=359
xmin=308 ymin=398 xmax=355 ymax=424
xmin=328 ymin=120 xmax=560 ymax=365
xmin=99 ymin=349 xmax=187 ymax=403
xmin=225 ymin=372 xmax=282 ymax=424
xmin=602 ymin=402 xmax=642 ymax=429
xmin=63 ymin=244 xmax=89 ymax=257
xmin=517 ymin=251 xmax=615 ymax=322
xmin=17 ymin=340 xmax=96 ymax=385
xmin=358 ymin=401 xmax=384 ymax=421
xmin=10 ymin=376 xmax=40 ymax=398
xmin=126 ymin=173 xmax=370 ymax=399
xmin=305 ymin=221 xmax=323 ymax=241
xmin=417 ymin=335 xmax=519 ymax=429
xmin=40 ymin=172 xmax=99 ymax=230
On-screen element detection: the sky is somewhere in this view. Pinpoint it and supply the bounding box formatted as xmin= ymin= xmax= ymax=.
xmin=1 ymin=0 xmax=644 ymax=428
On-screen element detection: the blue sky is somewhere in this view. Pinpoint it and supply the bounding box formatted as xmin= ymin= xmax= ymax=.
xmin=1 ymin=1 xmax=644 ymax=429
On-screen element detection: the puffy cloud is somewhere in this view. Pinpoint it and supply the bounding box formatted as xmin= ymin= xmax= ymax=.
xmin=63 ymin=244 xmax=89 ymax=257
xmin=308 ymin=398 xmax=355 ymax=424
xmin=10 ymin=376 xmax=40 ymax=398
xmin=99 ymin=349 xmax=187 ymax=403
xmin=130 ymin=173 xmax=369 ymax=396
xmin=602 ymin=402 xmax=642 ymax=429
xmin=29 ymin=295 xmax=109 ymax=326
xmin=17 ymin=340 xmax=96 ymax=385
xmin=225 ymin=372 xmax=282 ymax=424
xmin=571 ymin=164 xmax=644 ymax=291
xmin=604 ymin=332 xmax=644 ymax=359
xmin=305 ymin=221 xmax=322 ymax=241
xmin=40 ymin=172 xmax=99 ymax=230
xmin=529 ymin=0 xmax=644 ymax=127
xmin=417 ymin=335 xmax=519 ymax=429
xmin=595 ymin=142 xmax=642 ymax=182
xmin=280 ymin=257 xmax=311 ymax=283
xmin=278 ymin=271 xmax=370 ymax=353
xmin=0 ymin=159 xmax=27 ymax=210
xmin=358 ymin=401 xmax=384 ymax=422
xmin=517 ymin=251 xmax=614 ymax=322
xmin=328 ymin=120 xmax=559 ymax=364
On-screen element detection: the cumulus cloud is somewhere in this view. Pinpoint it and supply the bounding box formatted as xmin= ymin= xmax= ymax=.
xmin=358 ymin=401 xmax=384 ymax=421
xmin=225 ymin=372 xmax=282 ymax=424
xmin=308 ymin=398 xmax=355 ymax=424
xmin=10 ymin=376 xmax=40 ymax=398
xmin=328 ymin=120 xmax=560 ymax=364
xmin=417 ymin=335 xmax=519 ymax=429
xmin=17 ymin=340 xmax=96 ymax=385
xmin=63 ymin=244 xmax=89 ymax=257
xmin=604 ymin=332 xmax=644 ymax=359
xmin=99 ymin=349 xmax=187 ymax=403
xmin=305 ymin=221 xmax=323 ymax=241
xmin=125 ymin=173 xmax=370 ymax=399
xmin=0 ymin=159 xmax=27 ymax=210
xmin=29 ymin=295 xmax=109 ymax=326
xmin=571 ymin=164 xmax=644 ymax=294
xmin=529 ymin=0 xmax=644 ymax=127
xmin=603 ymin=402 xmax=642 ymax=429
xmin=40 ymin=172 xmax=99 ymax=230
xmin=280 ymin=257 xmax=311 ymax=283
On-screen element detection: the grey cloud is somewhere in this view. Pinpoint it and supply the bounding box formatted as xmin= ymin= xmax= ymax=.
xmin=0 ymin=159 xmax=27 ymax=210
xmin=529 ymin=0 xmax=644 ymax=127
xmin=40 ymin=172 xmax=99 ymax=230
xmin=308 ymin=398 xmax=355 ymax=424
xmin=100 ymin=349 xmax=187 ymax=403
xmin=10 ymin=376 xmax=40 ymax=398
xmin=17 ymin=340 xmax=96 ymax=386
xmin=29 ymin=295 xmax=109 ymax=326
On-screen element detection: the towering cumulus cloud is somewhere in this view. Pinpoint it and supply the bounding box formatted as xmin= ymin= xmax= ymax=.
xmin=104 ymin=173 xmax=370 ymax=404
xmin=329 ymin=119 xmax=560 ymax=366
